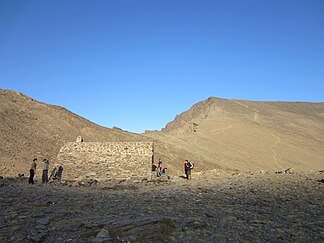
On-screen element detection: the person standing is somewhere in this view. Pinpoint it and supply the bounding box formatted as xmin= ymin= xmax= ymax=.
xmin=29 ymin=158 xmax=37 ymax=184
xmin=183 ymin=160 xmax=188 ymax=179
xmin=185 ymin=160 xmax=193 ymax=180
xmin=56 ymin=165 xmax=63 ymax=181
xmin=42 ymin=159 xmax=50 ymax=183
xmin=157 ymin=158 xmax=163 ymax=177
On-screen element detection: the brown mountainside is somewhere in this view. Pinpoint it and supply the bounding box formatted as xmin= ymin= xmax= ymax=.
xmin=147 ymin=97 xmax=324 ymax=172
xmin=1 ymin=89 xmax=323 ymax=177
xmin=0 ymin=89 xmax=145 ymax=176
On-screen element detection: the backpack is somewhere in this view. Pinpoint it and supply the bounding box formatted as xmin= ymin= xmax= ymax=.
xmin=189 ymin=161 xmax=194 ymax=169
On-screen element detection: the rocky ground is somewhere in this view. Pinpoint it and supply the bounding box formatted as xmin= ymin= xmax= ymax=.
xmin=0 ymin=171 xmax=323 ymax=243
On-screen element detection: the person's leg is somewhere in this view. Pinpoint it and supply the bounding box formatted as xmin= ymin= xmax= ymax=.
xmin=49 ymin=169 xmax=55 ymax=180
xmin=29 ymin=169 xmax=32 ymax=184
xmin=44 ymin=170 xmax=48 ymax=183
xmin=42 ymin=170 xmax=45 ymax=183
xmin=57 ymin=172 xmax=62 ymax=181
xmin=30 ymin=169 xmax=35 ymax=184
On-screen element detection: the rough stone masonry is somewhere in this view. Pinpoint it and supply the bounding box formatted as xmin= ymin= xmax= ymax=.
xmin=57 ymin=137 xmax=153 ymax=181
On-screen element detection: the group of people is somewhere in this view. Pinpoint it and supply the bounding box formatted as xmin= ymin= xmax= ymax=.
xmin=152 ymin=158 xmax=170 ymax=179
xmin=152 ymin=158 xmax=195 ymax=180
xmin=29 ymin=157 xmax=193 ymax=183
xmin=28 ymin=158 xmax=63 ymax=184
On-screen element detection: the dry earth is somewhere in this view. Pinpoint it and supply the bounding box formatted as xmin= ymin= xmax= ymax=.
xmin=1 ymin=171 xmax=323 ymax=242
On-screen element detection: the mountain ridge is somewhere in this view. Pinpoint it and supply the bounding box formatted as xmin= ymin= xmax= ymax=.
xmin=1 ymin=89 xmax=323 ymax=177
xmin=0 ymin=89 xmax=145 ymax=176
xmin=155 ymin=96 xmax=324 ymax=172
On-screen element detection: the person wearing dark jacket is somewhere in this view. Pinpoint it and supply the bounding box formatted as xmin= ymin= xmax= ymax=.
xmin=42 ymin=159 xmax=50 ymax=183
xmin=29 ymin=158 xmax=37 ymax=184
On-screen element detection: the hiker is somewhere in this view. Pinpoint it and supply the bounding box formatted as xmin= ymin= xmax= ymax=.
xmin=157 ymin=159 xmax=163 ymax=177
xmin=152 ymin=161 xmax=157 ymax=172
xmin=162 ymin=167 xmax=170 ymax=179
xmin=29 ymin=158 xmax=37 ymax=184
xmin=185 ymin=160 xmax=194 ymax=180
xmin=183 ymin=160 xmax=188 ymax=179
xmin=56 ymin=165 xmax=63 ymax=181
xmin=157 ymin=159 xmax=163 ymax=171
xmin=49 ymin=164 xmax=58 ymax=180
xmin=42 ymin=159 xmax=50 ymax=183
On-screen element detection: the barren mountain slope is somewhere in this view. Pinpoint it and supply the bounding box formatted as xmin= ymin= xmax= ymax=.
xmin=148 ymin=97 xmax=324 ymax=172
xmin=0 ymin=89 xmax=147 ymax=176
xmin=1 ymin=90 xmax=323 ymax=177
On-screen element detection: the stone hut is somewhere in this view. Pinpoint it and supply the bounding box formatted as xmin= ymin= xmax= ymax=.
xmin=57 ymin=139 xmax=153 ymax=182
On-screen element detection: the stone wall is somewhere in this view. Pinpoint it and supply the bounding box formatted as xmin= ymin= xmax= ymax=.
xmin=57 ymin=142 xmax=153 ymax=181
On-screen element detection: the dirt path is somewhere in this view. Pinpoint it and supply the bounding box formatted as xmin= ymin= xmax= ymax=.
xmin=252 ymin=107 xmax=284 ymax=170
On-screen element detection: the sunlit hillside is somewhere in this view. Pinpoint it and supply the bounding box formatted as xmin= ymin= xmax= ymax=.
xmin=147 ymin=97 xmax=324 ymax=172
xmin=1 ymin=89 xmax=323 ymax=177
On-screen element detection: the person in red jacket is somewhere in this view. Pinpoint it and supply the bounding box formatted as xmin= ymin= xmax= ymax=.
xmin=184 ymin=160 xmax=190 ymax=179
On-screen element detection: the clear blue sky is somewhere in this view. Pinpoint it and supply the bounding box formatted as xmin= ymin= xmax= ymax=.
xmin=1 ymin=0 xmax=323 ymax=133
